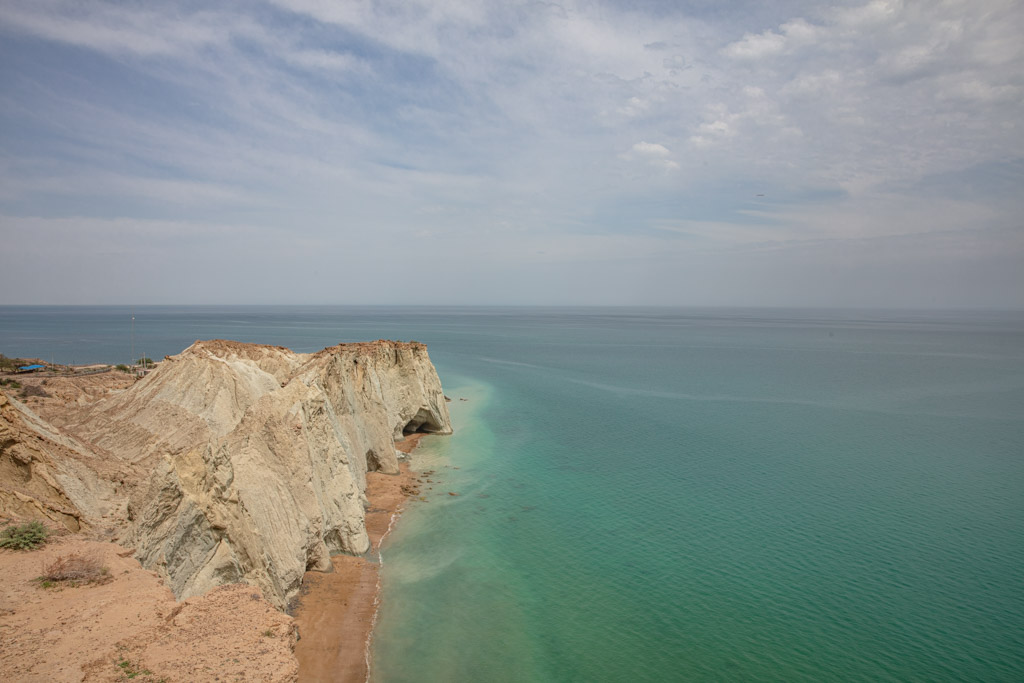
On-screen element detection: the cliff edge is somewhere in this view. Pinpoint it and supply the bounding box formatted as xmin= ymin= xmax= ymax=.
xmin=1 ymin=339 xmax=451 ymax=610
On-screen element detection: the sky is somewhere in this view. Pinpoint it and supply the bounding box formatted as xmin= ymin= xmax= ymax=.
xmin=0 ymin=0 xmax=1022 ymax=308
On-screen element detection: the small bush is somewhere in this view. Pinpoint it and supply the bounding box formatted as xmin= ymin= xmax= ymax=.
xmin=21 ymin=384 xmax=50 ymax=398
xmin=116 ymin=656 xmax=154 ymax=680
xmin=115 ymin=364 xmax=130 ymax=372
xmin=0 ymin=521 xmax=50 ymax=550
xmin=38 ymin=552 xmax=111 ymax=586
xmin=0 ymin=378 xmax=22 ymax=389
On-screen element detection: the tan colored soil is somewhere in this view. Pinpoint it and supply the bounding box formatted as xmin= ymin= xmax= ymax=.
xmin=292 ymin=434 xmax=426 ymax=683
xmin=4 ymin=370 xmax=136 ymax=422
xmin=0 ymin=534 xmax=297 ymax=682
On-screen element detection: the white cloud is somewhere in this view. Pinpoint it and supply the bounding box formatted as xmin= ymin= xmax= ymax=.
xmin=618 ymin=96 xmax=650 ymax=118
xmin=0 ymin=0 xmax=236 ymax=56
xmin=283 ymin=48 xmax=364 ymax=73
xmin=0 ymin=0 xmax=1021 ymax=306
xmin=834 ymin=0 xmax=902 ymax=28
xmin=721 ymin=18 xmax=820 ymax=60
xmin=630 ymin=142 xmax=671 ymax=157
xmin=662 ymin=55 xmax=687 ymax=72
xmin=621 ymin=141 xmax=679 ymax=171
xmin=689 ymin=118 xmax=734 ymax=148
xmin=722 ymin=29 xmax=786 ymax=60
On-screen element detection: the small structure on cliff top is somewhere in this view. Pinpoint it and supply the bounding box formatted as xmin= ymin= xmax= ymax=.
xmin=16 ymin=364 xmax=45 ymax=373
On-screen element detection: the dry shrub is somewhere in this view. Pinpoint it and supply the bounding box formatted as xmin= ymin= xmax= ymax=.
xmin=39 ymin=552 xmax=111 ymax=587
xmin=21 ymin=384 xmax=50 ymax=398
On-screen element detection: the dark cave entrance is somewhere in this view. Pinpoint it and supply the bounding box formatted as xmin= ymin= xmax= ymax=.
xmin=401 ymin=407 xmax=442 ymax=436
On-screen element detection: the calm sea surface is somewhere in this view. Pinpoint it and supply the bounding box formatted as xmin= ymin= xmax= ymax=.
xmin=2 ymin=306 xmax=1022 ymax=681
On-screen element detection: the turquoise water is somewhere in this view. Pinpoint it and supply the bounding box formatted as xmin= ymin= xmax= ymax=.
xmin=2 ymin=307 xmax=1023 ymax=681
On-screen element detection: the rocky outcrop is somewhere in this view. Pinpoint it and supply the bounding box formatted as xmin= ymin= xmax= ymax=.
xmin=1 ymin=340 xmax=451 ymax=610
xmin=0 ymin=392 xmax=117 ymax=531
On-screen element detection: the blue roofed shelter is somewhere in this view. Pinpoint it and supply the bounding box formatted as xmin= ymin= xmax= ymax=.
xmin=16 ymin=364 xmax=45 ymax=373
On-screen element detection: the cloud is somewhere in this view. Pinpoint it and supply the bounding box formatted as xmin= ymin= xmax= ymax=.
xmin=0 ymin=0 xmax=236 ymax=56
xmin=617 ymin=96 xmax=650 ymax=118
xmin=630 ymin=142 xmax=671 ymax=157
xmin=283 ymin=49 xmax=363 ymax=73
xmin=721 ymin=18 xmax=820 ymax=60
xmin=0 ymin=0 xmax=1021 ymax=306
xmin=662 ymin=54 xmax=687 ymax=71
xmin=621 ymin=141 xmax=679 ymax=171
xmin=833 ymin=0 xmax=902 ymax=28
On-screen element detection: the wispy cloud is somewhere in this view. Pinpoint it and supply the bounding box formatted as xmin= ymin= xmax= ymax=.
xmin=0 ymin=0 xmax=1021 ymax=306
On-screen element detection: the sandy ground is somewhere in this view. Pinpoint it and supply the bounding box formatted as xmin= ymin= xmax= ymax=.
xmin=292 ymin=434 xmax=434 ymax=683
xmin=0 ymin=533 xmax=298 ymax=682
xmin=1 ymin=369 xmax=136 ymax=424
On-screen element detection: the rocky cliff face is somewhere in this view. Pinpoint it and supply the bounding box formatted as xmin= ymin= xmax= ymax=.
xmin=0 ymin=392 xmax=118 ymax=531
xmin=1 ymin=340 xmax=451 ymax=609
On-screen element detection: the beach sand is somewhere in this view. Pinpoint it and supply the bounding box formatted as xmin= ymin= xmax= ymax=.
xmin=292 ymin=434 xmax=427 ymax=683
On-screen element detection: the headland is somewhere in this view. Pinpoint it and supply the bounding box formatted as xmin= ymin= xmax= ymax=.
xmin=0 ymin=340 xmax=452 ymax=681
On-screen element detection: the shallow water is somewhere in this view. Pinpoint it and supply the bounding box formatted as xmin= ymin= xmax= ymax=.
xmin=2 ymin=306 xmax=1022 ymax=681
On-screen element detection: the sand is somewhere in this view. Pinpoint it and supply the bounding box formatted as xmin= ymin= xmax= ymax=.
xmin=3 ymin=368 xmax=136 ymax=424
xmin=292 ymin=434 xmax=428 ymax=683
xmin=0 ymin=533 xmax=298 ymax=682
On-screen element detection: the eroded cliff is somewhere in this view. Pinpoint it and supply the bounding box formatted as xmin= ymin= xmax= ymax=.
xmin=0 ymin=392 xmax=118 ymax=531
xmin=0 ymin=339 xmax=451 ymax=610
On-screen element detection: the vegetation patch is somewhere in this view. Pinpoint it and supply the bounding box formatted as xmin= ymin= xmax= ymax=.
xmin=37 ymin=552 xmax=111 ymax=587
xmin=116 ymin=655 xmax=164 ymax=681
xmin=20 ymin=384 xmax=50 ymax=399
xmin=0 ymin=521 xmax=50 ymax=550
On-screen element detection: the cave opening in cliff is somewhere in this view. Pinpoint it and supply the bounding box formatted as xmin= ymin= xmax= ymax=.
xmin=402 ymin=407 xmax=442 ymax=436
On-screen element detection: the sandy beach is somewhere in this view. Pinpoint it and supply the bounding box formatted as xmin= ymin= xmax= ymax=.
xmin=292 ymin=434 xmax=429 ymax=683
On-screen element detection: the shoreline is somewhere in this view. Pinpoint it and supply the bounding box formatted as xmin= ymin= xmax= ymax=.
xmin=292 ymin=434 xmax=428 ymax=683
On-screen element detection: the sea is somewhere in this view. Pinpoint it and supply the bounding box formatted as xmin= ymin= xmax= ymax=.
xmin=1 ymin=306 xmax=1022 ymax=682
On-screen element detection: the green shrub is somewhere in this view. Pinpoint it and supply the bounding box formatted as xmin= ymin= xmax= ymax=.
xmin=116 ymin=656 xmax=153 ymax=679
xmin=115 ymin=364 xmax=130 ymax=372
xmin=0 ymin=521 xmax=50 ymax=550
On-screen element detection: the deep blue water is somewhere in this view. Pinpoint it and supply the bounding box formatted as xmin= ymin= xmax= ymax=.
xmin=2 ymin=306 xmax=1023 ymax=681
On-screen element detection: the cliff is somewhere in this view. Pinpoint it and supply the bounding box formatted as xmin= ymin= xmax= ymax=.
xmin=0 ymin=392 xmax=118 ymax=531
xmin=0 ymin=339 xmax=451 ymax=610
